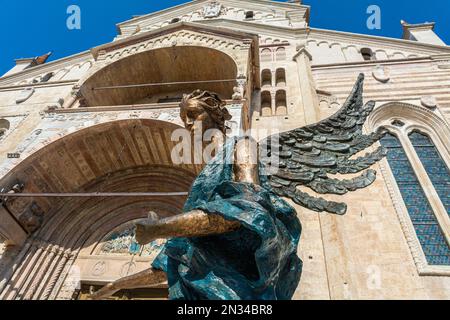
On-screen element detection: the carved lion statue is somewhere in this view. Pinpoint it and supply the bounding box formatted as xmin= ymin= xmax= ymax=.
xmin=179 ymin=90 xmax=232 ymax=135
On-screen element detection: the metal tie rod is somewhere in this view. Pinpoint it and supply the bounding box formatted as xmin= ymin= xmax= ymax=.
xmin=0 ymin=192 xmax=189 ymax=198
xmin=92 ymin=79 xmax=238 ymax=91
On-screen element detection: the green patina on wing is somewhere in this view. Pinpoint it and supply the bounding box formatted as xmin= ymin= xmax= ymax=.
xmin=260 ymin=74 xmax=388 ymax=215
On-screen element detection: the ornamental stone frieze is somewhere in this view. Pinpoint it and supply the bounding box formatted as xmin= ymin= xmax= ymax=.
xmin=0 ymin=103 xmax=244 ymax=179
xmin=0 ymin=114 xmax=29 ymax=142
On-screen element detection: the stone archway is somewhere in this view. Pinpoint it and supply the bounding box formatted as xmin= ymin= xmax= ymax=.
xmin=80 ymin=46 xmax=239 ymax=107
xmin=0 ymin=119 xmax=198 ymax=300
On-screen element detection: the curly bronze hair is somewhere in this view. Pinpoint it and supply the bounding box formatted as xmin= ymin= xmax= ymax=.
xmin=179 ymin=90 xmax=232 ymax=134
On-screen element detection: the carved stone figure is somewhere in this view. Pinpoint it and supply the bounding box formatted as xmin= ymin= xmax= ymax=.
xmin=91 ymin=74 xmax=387 ymax=300
xmin=202 ymin=2 xmax=223 ymax=18
xmin=18 ymin=202 xmax=44 ymax=233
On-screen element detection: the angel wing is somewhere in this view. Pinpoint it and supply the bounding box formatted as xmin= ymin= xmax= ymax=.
xmin=260 ymin=74 xmax=387 ymax=215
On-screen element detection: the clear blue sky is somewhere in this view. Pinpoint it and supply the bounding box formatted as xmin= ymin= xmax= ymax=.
xmin=1 ymin=0 xmax=449 ymax=75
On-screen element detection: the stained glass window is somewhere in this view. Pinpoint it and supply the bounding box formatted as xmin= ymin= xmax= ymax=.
xmin=380 ymin=133 xmax=450 ymax=266
xmin=409 ymin=131 xmax=450 ymax=218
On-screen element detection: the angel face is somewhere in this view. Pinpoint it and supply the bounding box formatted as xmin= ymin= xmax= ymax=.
xmin=180 ymin=100 xmax=216 ymax=136
xmin=179 ymin=90 xmax=231 ymax=137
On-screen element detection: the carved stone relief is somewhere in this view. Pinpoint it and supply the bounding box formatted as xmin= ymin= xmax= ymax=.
xmin=16 ymin=129 xmax=43 ymax=154
xmin=0 ymin=115 xmax=29 ymax=142
xmin=421 ymin=96 xmax=438 ymax=109
xmin=372 ymin=65 xmax=390 ymax=83
xmin=202 ymin=2 xmax=224 ymax=18
xmin=16 ymin=88 xmax=35 ymax=104
xmin=100 ymin=225 xmax=166 ymax=258
xmin=18 ymin=202 xmax=44 ymax=233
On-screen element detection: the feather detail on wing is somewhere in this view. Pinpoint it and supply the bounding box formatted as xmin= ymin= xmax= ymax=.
xmin=260 ymin=73 xmax=387 ymax=215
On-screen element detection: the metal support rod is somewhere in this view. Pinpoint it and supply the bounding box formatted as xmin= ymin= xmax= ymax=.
xmin=0 ymin=192 xmax=189 ymax=198
xmin=92 ymin=79 xmax=238 ymax=91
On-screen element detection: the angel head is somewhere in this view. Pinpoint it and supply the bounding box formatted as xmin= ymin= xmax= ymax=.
xmin=179 ymin=90 xmax=232 ymax=136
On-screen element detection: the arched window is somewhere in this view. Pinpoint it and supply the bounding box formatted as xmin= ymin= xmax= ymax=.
xmin=409 ymin=131 xmax=450 ymax=216
xmin=261 ymin=91 xmax=272 ymax=117
xmin=380 ymin=133 xmax=450 ymax=266
xmin=275 ymin=47 xmax=286 ymax=61
xmin=361 ymin=48 xmax=375 ymax=61
xmin=275 ymin=90 xmax=287 ymax=116
xmin=275 ymin=68 xmax=286 ymax=86
xmin=261 ymin=48 xmax=272 ymax=63
xmin=245 ymin=11 xmax=255 ymax=20
xmin=261 ymin=69 xmax=272 ymax=87
xmin=369 ymin=103 xmax=450 ymax=272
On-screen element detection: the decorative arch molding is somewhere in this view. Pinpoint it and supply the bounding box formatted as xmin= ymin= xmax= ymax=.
xmin=0 ymin=162 xmax=196 ymax=300
xmin=79 ymin=28 xmax=253 ymax=87
xmin=61 ymin=23 xmax=259 ymax=109
xmin=368 ymin=102 xmax=450 ymax=276
xmin=368 ymin=102 xmax=450 ymax=152
xmin=0 ymin=117 xmax=199 ymax=239
xmin=0 ymin=109 xmax=184 ymax=180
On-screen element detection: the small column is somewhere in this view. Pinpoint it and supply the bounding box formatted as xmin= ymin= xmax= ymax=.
xmin=0 ymin=205 xmax=27 ymax=247
xmin=293 ymin=46 xmax=320 ymax=124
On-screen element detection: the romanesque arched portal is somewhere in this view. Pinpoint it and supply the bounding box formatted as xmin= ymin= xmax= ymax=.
xmin=0 ymin=119 xmax=198 ymax=300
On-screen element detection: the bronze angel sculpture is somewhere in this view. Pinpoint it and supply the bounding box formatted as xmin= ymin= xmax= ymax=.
xmin=91 ymin=74 xmax=387 ymax=300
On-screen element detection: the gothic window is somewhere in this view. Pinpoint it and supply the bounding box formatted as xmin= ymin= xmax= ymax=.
xmin=409 ymin=131 xmax=450 ymax=218
xmin=275 ymin=47 xmax=286 ymax=61
xmin=380 ymin=133 xmax=450 ymax=266
xmin=275 ymin=68 xmax=286 ymax=86
xmin=261 ymin=69 xmax=272 ymax=87
xmin=261 ymin=48 xmax=272 ymax=63
xmin=275 ymin=90 xmax=287 ymax=116
xmin=261 ymin=91 xmax=272 ymax=117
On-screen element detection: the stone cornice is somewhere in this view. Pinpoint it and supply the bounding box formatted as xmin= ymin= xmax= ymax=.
xmin=311 ymin=56 xmax=435 ymax=70
xmin=117 ymin=0 xmax=309 ymax=30
xmin=0 ymin=52 xmax=92 ymax=87
xmin=198 ymin=19 xmax=308 ymax=39
xmin=92 ymin=21 xmax=258 ymax=59
xmin=199 ymin=20 xmax=450 ymax=55
xmin=44 ymin=100 xmax=244 ymax=114
xmin=309 ymin=28 xmax=450 ymax=54
xmin=0 ymin=80 xmax=78 ymax=92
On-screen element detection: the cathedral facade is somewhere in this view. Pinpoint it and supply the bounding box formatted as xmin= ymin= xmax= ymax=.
xmin=0 ymin=0 xmax=450 ymax=300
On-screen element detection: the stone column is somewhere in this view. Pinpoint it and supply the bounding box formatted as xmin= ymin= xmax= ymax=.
xmin=293 ymin=47 xmax=320 ymax=125
xmin=0 ymin=205 xmax=27 ymax=246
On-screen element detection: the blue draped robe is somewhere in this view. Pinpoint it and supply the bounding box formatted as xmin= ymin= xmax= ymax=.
xmin=152 ymin=139 xmax=302 ymax=300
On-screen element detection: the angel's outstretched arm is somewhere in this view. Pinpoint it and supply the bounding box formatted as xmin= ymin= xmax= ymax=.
xmin=135 ymin=137 xmax=257 ymax=245
xmin=89 ymin=268 xmax=167 ymax=300
xmin=135 ymin=210 xmax=241 ymax=245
